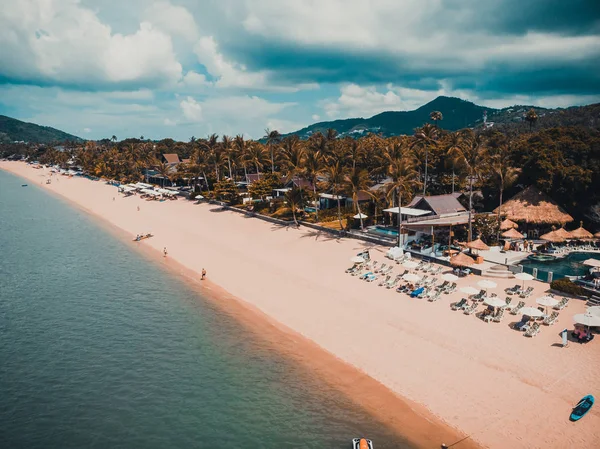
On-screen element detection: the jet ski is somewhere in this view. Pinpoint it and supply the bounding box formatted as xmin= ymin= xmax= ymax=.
xmin=352 ymin=438 xmax=374 ymax=449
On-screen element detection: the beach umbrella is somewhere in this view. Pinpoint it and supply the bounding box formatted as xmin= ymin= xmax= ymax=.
xmin=402 ymin=273 xmax=421 ymax=283
xmin=515 ymin=272 xmax=534 ymax=282
xmin=450 ymin=252 xmax=475 ymax=267
xmin=353 ymin=213 xmax=368 ymax=219
xmin=350 ymin=256 xmax=365 ymax=264
xmin=569 ymin=222 xmax=593 ymax=239
xmin=460 ymin=286 xmax=480 ymax=296
xmin=477 ymin=280 xmax=497 ymax=290
xmin=484 ymin=297 xmax=507 ymax=308
xmin=536 ymin=296 xmax=559 ymax=313
xmin=587 ymin=306 xmax=600 ymax=317
xmin=573 ymin=313 xmax=600 ymax=327
xmin=501 ymin=228 xmax=524 ymax=239
xmin=554 ymin=228 xmax=574 ymax=239
xmin=500 ymin=218 xmax=519 ymax=231
xmin=520 ymin=307 xmax=544 ymax=318
xmin=540 ymin=230 xmax=565 ymax=243
xmin=595 ymin=232 xmax=600 ymax=238
xmin=403 ymin=260 xmax=419 ymax=270
xmin=442 ymin=273 xmax=458 ymax=282
xmin=583 ymin=258 xmax=600 ymax=269
xmin=466 ymin=238 xmax=490 ymax=252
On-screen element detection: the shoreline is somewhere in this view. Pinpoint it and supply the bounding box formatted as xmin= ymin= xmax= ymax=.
xmin=3 ymin=162 xmax=599 ymax=449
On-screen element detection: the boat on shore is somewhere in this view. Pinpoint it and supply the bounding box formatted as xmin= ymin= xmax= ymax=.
xmin=352 ymin=437 xmax=374 ymax=449
xmin=133 ymin=233 xmax=154 ymax=242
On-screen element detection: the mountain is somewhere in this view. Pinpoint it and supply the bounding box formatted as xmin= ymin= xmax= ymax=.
xmin=285 ymin=96 xmax=600 ymax=138
xmin=0 ymin=115 xmax=83 ymax=144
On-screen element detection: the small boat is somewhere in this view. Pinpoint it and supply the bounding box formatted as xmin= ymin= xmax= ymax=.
xmin=570 ymin=395 xmax=594 ymax=422
xmin=352 ymin=438 xmax=374 ymax=449
xmin=133 ymin=233 xmax=154 ymax=242
xmin=21 ymin=184 xmax=28 ymax=187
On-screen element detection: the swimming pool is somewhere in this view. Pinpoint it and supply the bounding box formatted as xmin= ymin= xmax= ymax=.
xmin=520 ymin=252 xmax=600 ymax=282
xmin=367 ymin=225 xmax=398 ymax=237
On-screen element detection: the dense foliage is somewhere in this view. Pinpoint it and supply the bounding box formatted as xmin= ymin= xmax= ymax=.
xmin=0 ymin=115 xmax=82 ymax=144
xmin=550 ymin=278 xmax=586 ymax=297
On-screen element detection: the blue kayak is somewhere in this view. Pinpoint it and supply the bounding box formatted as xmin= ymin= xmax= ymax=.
xmin=570 ymin=395 xmax=594 ymax=422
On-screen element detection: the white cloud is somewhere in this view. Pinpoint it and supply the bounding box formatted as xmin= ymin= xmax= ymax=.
xmin=0 ymin=0 xmax=182 ymax=87
xmin=180 ymin=96 xmax=203 ymax=121
xmin=311 ymin=114 xmax=320 ymax=121
xmin=83 ymin=127 xmax=91 ymax=133
xmin=143 ymin=1 xmax=199 ymax=41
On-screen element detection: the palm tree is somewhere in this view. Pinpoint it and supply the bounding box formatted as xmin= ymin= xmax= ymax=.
xmin=412 ymin=123 xmax=437 ymax=196
xmin=264 ymin=128 xmax=281 ymax=173
xmin=430 ymin=110 xmax=443 ymax=128
xmin=154 ymin=159 xmax=171 ymax=187
xmin=302 ymin=150 xmax=324 ymax=222
xmin=345 ymin=138 xmax=364 ymax=169
xmin=284 ymin=187 xmax=306 ymax=227
xmin=525 ymin=108 xmax=538 ymax=131
xmin=384 ymin=140 xmax=418 ymax=246
xmin=490 ymin=144 xmax=519 ymax=242
xmin=448 ymin=129 xmax=488 ymax=242
xmin=322 ymin=159 xmax=346 ymax=231
xmin=280 ymin=135 xmax=305 ymax=182
xmin=445 ymin=131 xmax=465 ymax=193
xmin=221 ymin=135 xmax=234 ymax=180
xmin=344 ymin=167 xmax=371 ymax=231
xmin=246 ymin=142 xmax=268 ymax=176
xmin=234 ymin=135 xmax=250 ymax=182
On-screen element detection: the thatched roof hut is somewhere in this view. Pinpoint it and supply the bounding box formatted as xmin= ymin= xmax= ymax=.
xmin=467 ymin=238 xmax=490 ymax=251
xmin=569 ymin=222 xmax=593 ymax=239
xmin=450 ymin=252 xmax=475 ymax=267
xmin=500 ymin=218 xmax=518 ymax=230
xmin=540 ymin=229 xmax=567 ymax=243
xmin=493 ymin=186 xmax=573 ymax=225
xmin=502 ymin=228 xmax=523 ymax=239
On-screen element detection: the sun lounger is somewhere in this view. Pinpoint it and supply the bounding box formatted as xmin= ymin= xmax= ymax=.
xmin=505 ymin=284 xmax=520 ymax=295
xmin=510 ymin=301 xmax=526 ymax=315
xmin=410 ymin=287 xmax=425 ymax=298
xmin=519 ymin=287 xmax=534 ymax=298
xmin=524 ymin=322 xmax=541 ymax=337
xmin=501 ymin=297 xmax=513 ymax=309
xmin=451 ymin=298 xmax=468 ymax=310
xmin=386 ymin=275 xmax=402 ymax=289
xmin=553 ymin=297 xmax=570 ymax=310
xmin=493 ymin=309 xmax=505 ymax=323
xmin=436 ymin=281 xmax=449 ymax=291
xmin=543 ymin=311 xmax=559 ymax=326
xmin=359 ymin=271 xmax=373 ymax=280
xmin=463 ymin=302 xmax=478 ymax=315
xmin=428 ymin=291 xmax=442 ymax=302
xmin=381 ymin=266 xmax=393 ymax=276
xmin=514 ymin=315 xmax=530 ymax=331
xmin=378 ymin=275 xmax=391 ymax=287
xmin=365 ymin=273 xmax=378 ymax=282
xmin=375 ymin=263 xmax=386 ymax=274
xmin=444 ymin=282 xmax=457 ymax=294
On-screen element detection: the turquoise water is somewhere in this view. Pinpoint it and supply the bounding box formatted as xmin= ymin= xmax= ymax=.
xmin=368 ymin=226 xmax=398 ymax=237
xmin=0 ymin=170 xmax=410 ymax=449
xmin=521 ymin=252 xmax=600 ymax=282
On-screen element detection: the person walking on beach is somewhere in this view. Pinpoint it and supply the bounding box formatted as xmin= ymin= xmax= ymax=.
xmin=137 ymin=206 xmax=140 ymax=212
xmin=163 ymin=247 xmax=168 ymax=257
xmin=201 ymin=268 xmax=206 ymax=280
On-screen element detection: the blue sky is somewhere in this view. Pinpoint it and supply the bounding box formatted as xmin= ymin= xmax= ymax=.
xmin=1 ymin=0 xmax=599 ymax=141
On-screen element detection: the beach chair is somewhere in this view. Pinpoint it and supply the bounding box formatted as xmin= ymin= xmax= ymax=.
xmin=436 ymin=281 xmax=449 ymax=291
xmin=428 ymin=291 xmax=442 ymax=302
xmin=463 ymin=302 xmax=478 ymax=315
xmin=417 ymin=287 xmax=431 ymax=299
xmin=470 ymin=290 xmax=485 ymax=301
xmin=524 ymin=322 xmax=541 ymax=337
xmin=381 ymin=265 xmax=393 ymax=276
xmin=505 ymin=284 xmax=520 ymax=295
xmin=501 ymin=297 xmax=513 ymax=310
xmin=510 ymin=301 xmax=526 ymax=315
xmin=365 ymin=273 xmax=378 ymax=282
xmin=553 ymin=297 xmax=570 ymax=310
xmin=374 ymin=263 xmax=386 ymax=274
xmin=493 ymin=309 xmax=505 ymax=323
xmin=359 ymin=271 xmax=373 ymax=280
xmin=432 ymin=266 xmax=442 ymax=275
xmin=543 ymin=311 xmax=559 ymax=326
xmin=445 ymin=282 xmax=457 ymax=294
xmin=386 ymin=275 xmax=402 ymax=289
xmin=451 ymin=298 xmax=467 ymax=310
xmin=514 ymin=315 xmax=531 ymax=331
xmin=483 ymin=308 xmax=496 ymax=323
xmin=519 ymin=287 xmax=534 ymax=298
xmin=410 ymin=287 xmax=425 ymax=298
xmin=378 ymin=275 xmax=391 ymax=287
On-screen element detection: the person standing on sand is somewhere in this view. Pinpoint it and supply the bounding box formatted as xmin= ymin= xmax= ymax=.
xmin=137 ymin=206 xmax=140 ymax=212
xmin=201 ymin=268 xmax=206 ymax=280
xmin=163 ymin=247 xmax=168 ymax=257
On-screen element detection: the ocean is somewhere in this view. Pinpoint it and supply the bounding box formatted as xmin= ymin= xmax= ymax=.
xmin=0 ymin=169 xmax=409 ymax=449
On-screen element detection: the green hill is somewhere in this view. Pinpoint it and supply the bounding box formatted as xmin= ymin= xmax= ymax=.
xmin=0 ymin=115 xmax=83 ymax=144
xmin=285 ymin=96 xmax=600 ymax=138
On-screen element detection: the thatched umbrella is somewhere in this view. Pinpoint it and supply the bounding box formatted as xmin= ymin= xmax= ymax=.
xmin=540 ymin=230 xmax=566 ymax=243
xmin=502 ymin=228 xmax=523 ymax=239
xmin=595 ymin=232 xmax=600 ymax=238
xmin=466 ymin=238 xmax=490 ymax=252
xmin=569 ymin=221 xmax=593 ymax=239
xmin=500 ymin=218 xmax=518 ymax=231
xmin=493 ymin=186 xmax=573 ymax=225
xmin=450 ymin=252 xmax=475 ymax=267
xmin=554 ymin=227 xmax=573 ymax=239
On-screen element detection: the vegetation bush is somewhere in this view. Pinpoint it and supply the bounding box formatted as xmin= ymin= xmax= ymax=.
xmin=550 ymin=278 xmax=585 ymax=296
xmin=213 ymin=179 xmax=240 ymax=205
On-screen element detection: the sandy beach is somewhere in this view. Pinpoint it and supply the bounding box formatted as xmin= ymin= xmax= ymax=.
xmin=3 ymin=161 xmax=599 ymax=449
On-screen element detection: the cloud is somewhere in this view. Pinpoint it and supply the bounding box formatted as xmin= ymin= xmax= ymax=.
xmin=83 ymin=127 xmax=91 ymax=133
xmin=180 ymin=96 xmax=203 ymax=121
xmin=143 ymin=1 xmax=199 ymax=41
xmin=0 ymin=0 xmax=182 ymax=88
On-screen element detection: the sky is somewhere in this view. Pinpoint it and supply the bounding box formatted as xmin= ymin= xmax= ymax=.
xmin=0 ymin=0 xmax=599 ymax=141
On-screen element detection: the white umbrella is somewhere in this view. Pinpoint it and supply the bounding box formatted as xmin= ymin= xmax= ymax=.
xmin=582 ymin=258 xmax=600 ymax=268
xmin=515 ymin=272 xmax=534 ymax=281
xmin=484 ymin=297 xmax=507 ymax=308
xmin=353 ymin=213 xmax=368 ymax=219
xmin=520 ymin=307 xmax=544 ymax=318
xmin=403 ymin=261 xmax=419 ymax=270
xmin=402 ymin=273 xmax=421 ymax=283
xmin=350 ymin=256 xmax=365 ymax=264
xmin=460 ymin=286 xmax=480 ymax=295
xmin=587 ymin=306 xmax=600 ymax=317
xmin=573 ymin=313 xmax=600 ymax=327
xmin=536 ymin=296 xmax=559 ymax=307
xmin=442 ymin=273 xmax=458 ymax=282
xmin=477 ymin=280 xmax=497 ymax=290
